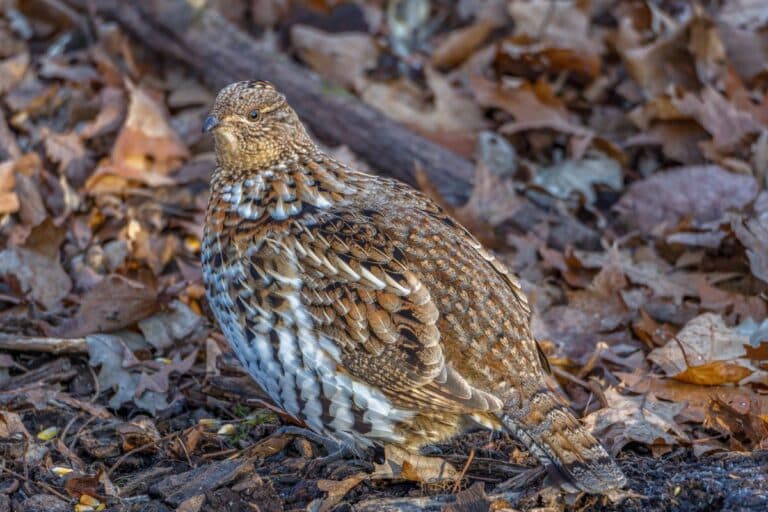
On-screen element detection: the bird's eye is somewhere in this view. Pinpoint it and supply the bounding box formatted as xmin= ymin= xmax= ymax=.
xmin=248 ymin=109 xmax=260 ymax=121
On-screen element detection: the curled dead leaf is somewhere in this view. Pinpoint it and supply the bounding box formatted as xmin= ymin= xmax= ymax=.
xmin=583 ymin=388 xmax=688 ymax=453
xmin=615 ymin=165 xmax=758 ymax=235
xmin=109 ymin=81 xmax=189 ymax=186
xmin=373 ymin=444 xmax=458 ymax=484
xmin=291 ymin=25 xmax=378 ymax=92
xmin=649 ymin=313 xmax=768 ymax=386
xmin=51 ymin=274 xmax=158 ymax=337
xmin=0 ymin=160 xmax=19 ymax=214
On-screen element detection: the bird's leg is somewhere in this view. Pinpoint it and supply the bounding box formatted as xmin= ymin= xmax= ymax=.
xmin=302 ymin=445 xmax=360 ymax=476
xmin=271 ymin=425 xmax=342 ymax=454
xmin=271 ymin=426 xmax=370 ymax=475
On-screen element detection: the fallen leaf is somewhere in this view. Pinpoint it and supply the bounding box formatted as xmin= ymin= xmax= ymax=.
xmin=81 ymin=86 xmax=126 ymax=139
xmin=449 ymin=131 xmax=520 ymax=247
xmin=508 ymin=0 xmax=602 ymax=57
xmin=0 ymin=160 xmax=19 ymax=214
xmin=291 ymin=25 xmax=378 ymax=92
xmin=619 ymin=372 xmax=768 ymax=426
xmin=574 ymin=246 xmax=695 ymax=305
xmin=373 ymin=444 xmax=458 ymax=483
xmin=444 ymin=482 xmax=493 ymax=512
xmin=64 ymin=473 xmax=102 ymax=500
xmin=86 ymin=334 xmax=169 ymax=413
xmin=615 ymin=4 xmax=700 ymax=97
xmin=718 ymin=0 xmax=768 ymax=31
xmin=317 ymin=473 xmax=368 ymax=512
xmin=496 ymin=35 xmax=601 ymax=83
xmin=117 ymin=417 xmax=161 ymax=451
xmin=109 ymin=81 xmax=189 ymax=186
xmin=531 ymin=151 xmax=623 ymax=205
xmin=717 ymin=20 xmax=768 ymax=82
xmin=614 ymin=165 xmax=758 ymax=235
xmin=43 ymin=129 xmax=93 ymax=183
xmin=432 ymin=20 xmax=496 ymax=70
xmin=583 ymin=388 xmax=688 ymax=453
xmin=0 ymin=410 xmax=31 ymax=439
xmin=706 ymin=394 xmax=768 ymax=447
xmin=472 ymin=76 xmax=595 ymax=158
xmin=51 ymin=274 xmax=158 ymax=337
xmin=14 ymin=160 xmax=47 ymax=228
xmin=138 ymin=300 xmax=205 ymax=351
xmin=133 ymin=349 xmax=198 ymax=397
xmin=0 ymin=52 xmax=29 ymax=95
xmin=0 ymin=246 xmax=71 ymax=310
xmin=732 ymin=213 xmax=768 ymax=284
xmin=361 ymin=68 xmax=484 ymax=155
xmin=671 ymin=86 xmax=763 ymax=153
xmin=648 ymin=313 xmax=768 ymax=385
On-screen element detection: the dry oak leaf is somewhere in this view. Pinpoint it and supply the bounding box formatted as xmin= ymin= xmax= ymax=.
xmin=0 ymin=52 xmax=29 ymax=95
xmin=614 ymin=4 xmax=700 ymax=97
xmin=361 ymin=67 xmax=484 ymax=156
xmin=582 ymin=387 xmax=688 ymax=453
xmin=51 ymin=274 xmax=159 ymax=337
xmin=619 ymin=372 xmax=768 ymax=426
xmin=507 ymin=0 xmax=603 ymax=56
xmin=718 ymin=0 xmax=768 ymax=31
xmin=614 ymin=165 xmax=758 ymax=235
xmin=732 ymin=213 xmax=768 ymax=285
xmin=87 ymin=334 xmax=169 ymax=413
xmin=0 ymin=246 xmax=71 ymax=311
xmin=291 ymin=25 xmax=378 ymax=92
xmin=432 ymin=20 xmax=497 ymax=70
xmin=648 ymin=313 xmax=768 ymax=386
xmin=109 ymin=81 xmax=189 ymax=186
xmin=496 ymin=34 xmax=602 ymax=83
xmin=471 ymin=76 xmax=602 ymax=160
xmin=82 ymin=86 xmax=126 ymax=139
xmin=0 ymin=160 xmax=19 ymax=214
xmin=373 ymin=444 xmax=458 ymax=483
xmin=472 ymin=76 xmax=591 ymax=139
xmin=531 ymin=151 xmax=623 ymax=205
xmin=671 ymin=86 xmax=764 ymax=153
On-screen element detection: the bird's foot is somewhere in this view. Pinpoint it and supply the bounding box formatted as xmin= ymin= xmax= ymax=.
xmin=271 ymin=426 xmax=368 ymax=476
xmin=302 ymin=445 xmax=360 ymax=477
xmin=271 ymin=425 xmax=342 ymax=454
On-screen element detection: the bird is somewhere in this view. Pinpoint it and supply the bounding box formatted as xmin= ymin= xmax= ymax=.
xmin=201 ymin=80 xmax=626 ymax=494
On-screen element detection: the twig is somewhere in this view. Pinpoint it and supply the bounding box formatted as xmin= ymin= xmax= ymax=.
xmin=551 ymin=365 xmax=591 ymax=391
xmin=177 ymin=432 xmax=194 ymax=468
xmin=107 ymin=429 xmax=184 ymax=476
xmin=0 ymin=466 xmax=72 ymax=502
xmin=0 ymin=335 xmax=88 ymax=354
xmin=577 ymin=341 xmax=607 ymax=379
xmin=587 ymin=377 xmax=609 ymax=409
xmin=451 ymin=447 xmax=475 ymax=494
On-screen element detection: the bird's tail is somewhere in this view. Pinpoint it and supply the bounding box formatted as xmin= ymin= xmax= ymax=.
xmin=500 ymin=386 xmax=626 ymax=494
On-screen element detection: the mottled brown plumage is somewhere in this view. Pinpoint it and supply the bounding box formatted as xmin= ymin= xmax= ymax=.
xmin=201 ymin=80 xmax=626 ymax=493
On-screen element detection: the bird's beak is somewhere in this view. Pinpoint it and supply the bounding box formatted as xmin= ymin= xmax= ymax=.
xmin=202 ymin=115 xmax=220 ymax=133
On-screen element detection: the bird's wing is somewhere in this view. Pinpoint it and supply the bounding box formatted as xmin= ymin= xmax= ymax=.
xmin=289 ymin=207 xmax=504 ymax=413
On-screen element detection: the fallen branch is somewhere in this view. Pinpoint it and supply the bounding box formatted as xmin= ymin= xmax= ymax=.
xmin=65 ymin=0 xmax=474 ymax=204
xmin=63 ymin=0 xmax=599 ymax=248
xmin=0 ymin=335 xmax=88 ymax=354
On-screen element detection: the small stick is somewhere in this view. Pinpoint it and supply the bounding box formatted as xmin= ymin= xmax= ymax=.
xmin=452 ymin=447 xmax=475 ymax=494
xmin=0 ymin=466 xmax=71 ymax=502
xmin=0 ymin=336 xmax=88 ymax=354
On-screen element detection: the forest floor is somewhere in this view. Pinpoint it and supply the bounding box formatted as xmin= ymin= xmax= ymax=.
xmin=1 ymin=1 xmax=767 ymax=511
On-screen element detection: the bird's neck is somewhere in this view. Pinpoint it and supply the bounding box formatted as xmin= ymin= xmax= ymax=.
xmin=210 ymin=152 xmax=357 ymax=222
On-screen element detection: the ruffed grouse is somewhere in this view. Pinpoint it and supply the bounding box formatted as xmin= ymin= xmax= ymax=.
xmin=201 ymin=81 xmax=626 ymax=493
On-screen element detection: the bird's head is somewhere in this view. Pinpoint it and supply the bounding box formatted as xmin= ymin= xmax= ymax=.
xmin=203 ymin=81 xmax=314 ymax=171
